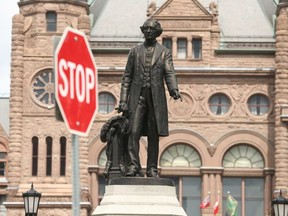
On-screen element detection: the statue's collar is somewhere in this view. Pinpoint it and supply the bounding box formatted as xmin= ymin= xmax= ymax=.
xmin=144 ymin=39 xmax=157 ymax=47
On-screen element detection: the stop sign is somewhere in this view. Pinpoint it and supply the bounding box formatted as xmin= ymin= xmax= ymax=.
xmin=55 ymin=27 xmax=98 ymax=136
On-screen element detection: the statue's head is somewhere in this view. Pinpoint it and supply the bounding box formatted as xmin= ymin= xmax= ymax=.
xmin=140 ymin=18 xmax=163 ymax=39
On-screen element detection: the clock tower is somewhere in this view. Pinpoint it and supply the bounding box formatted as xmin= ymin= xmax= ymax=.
xmin=6 ymin=0 xmax=92 ymax=215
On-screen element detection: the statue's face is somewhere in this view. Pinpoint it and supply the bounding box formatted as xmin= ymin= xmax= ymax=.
xmin=142 ymin=20 xmax=158 ymax=40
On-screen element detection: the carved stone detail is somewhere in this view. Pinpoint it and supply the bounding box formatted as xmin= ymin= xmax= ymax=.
xmin=207 ymin=146 xmax=216 ymax=157
xmin=167 ymin=83 xmax=272 ymax=121
xmin=168 ymin=92 xmax=194 ymax=117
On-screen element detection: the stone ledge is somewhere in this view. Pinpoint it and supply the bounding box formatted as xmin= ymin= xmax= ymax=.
xmin=108 ymin=177 xmax=174 ymax=186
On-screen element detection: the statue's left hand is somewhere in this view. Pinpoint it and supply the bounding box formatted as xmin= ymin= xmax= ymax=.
xmin=116 ymin=102 xmax=129 ymax=113
xmin=171 ymin=89 xmax=182 ymax=101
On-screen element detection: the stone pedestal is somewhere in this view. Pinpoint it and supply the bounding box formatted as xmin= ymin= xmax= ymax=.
xmin=92 ymin=177 xmax=187 ymax=216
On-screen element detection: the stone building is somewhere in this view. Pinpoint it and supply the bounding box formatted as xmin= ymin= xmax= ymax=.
xmin=2 ymin=0 xmax=288 ymax=215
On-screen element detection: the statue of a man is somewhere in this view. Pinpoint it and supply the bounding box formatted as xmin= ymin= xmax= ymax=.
xmin=118 ymin=18 xmax=181 ymax=177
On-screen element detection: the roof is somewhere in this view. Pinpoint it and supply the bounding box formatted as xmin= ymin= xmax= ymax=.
xmin=217 ymin=0 xmax=275 ymax=41
xmin=90 ymin=0 xmax=276 ymax=43
xmin=90 ymin=0 xmax=166 ymax=42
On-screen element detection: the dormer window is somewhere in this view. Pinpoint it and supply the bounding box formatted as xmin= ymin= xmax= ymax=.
xmin=192 ymin=38 xmax=202 ymax=59
xmin=163 ymin=38 xmax=172 ymax=51
xmin=46 ymin=11 xmax=57 ymax=32
xmin=177 ymin=38 xmax=187 ymax=59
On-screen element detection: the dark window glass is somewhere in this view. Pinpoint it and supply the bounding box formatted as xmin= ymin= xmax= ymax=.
xmin=163 ymin=38 xmax=172 ymax=51
xmin=0 ymin=195 xmax=6 ymax=205
xmin=46 ymin=11 xmax=57 ymax=32
xmin=177 ymin=39 xmax=187 ymax=59
xmin=32 ymin=136 xmax=38 ymax=176
xmin=0 ymin=162 xmax=5 ymax=176
xmin=98 ymin=176 xmax=106 ymax=204
xmin=192 ymin=38 xmax=202 ymax=59
xmin=46 ymin=136 xmax=53 ymax=176
xmin=223 ymin=177 xmax=264 ymax=216
xmin=0 ymin=151 xmax=6 ymax=176
xmin=247 ymin=94 xmax=269 ymax=116
xmin=60 ymin=136 xmax=66 ymax=176
xmin=0 ymin=153 xmax=6 ymax=159
xmin=165 ymin=176 xmax=201 ymax=216
xmin=99 ymin=93 xmax=116 ymax=114
xmin=208 ymin=93 xmax=231 ymax=115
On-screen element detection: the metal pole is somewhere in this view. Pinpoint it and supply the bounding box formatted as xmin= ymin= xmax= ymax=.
xmin=72 ymin=134 xmax=80 ymax=215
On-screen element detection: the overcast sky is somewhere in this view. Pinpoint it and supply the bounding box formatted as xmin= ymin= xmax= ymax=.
xmin=0 ymin=1 xmax=19 ymax=96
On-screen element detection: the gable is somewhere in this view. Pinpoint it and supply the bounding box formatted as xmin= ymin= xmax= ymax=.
xmin=154 ymin=0 xmax=211 ymax=17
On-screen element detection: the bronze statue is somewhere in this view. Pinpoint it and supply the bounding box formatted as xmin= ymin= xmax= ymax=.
xmin=100 ymin=111 xmax=130 ymax=179
xmin=117 ymin=18 xmax=181 ymax=177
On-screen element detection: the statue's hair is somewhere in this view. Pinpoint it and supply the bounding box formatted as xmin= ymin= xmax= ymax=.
xmin=140 ymin=18 xmax=163 ymax=37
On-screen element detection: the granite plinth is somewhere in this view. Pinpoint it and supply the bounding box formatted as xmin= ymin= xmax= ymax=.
xmin=92 ymin=177 xmax=187 ymax=216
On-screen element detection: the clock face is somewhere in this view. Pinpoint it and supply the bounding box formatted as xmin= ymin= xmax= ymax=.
xmin=31 ymin=69 xmax=55 ymax=109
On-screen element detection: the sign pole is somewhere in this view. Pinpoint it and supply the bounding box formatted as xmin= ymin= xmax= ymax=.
xmin=72 ymin=134 xmax=80 ymax=215
xmin=55 ymin=27 xmax=98 ymax=215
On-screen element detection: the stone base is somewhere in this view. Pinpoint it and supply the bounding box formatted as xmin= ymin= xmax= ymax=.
xmin=92 ymin=177 xmax=187 ymax=216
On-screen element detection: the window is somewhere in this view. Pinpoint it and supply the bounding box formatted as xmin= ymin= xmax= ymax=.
xmin=163 ymin=38 xmax=172 ymax=51
xmin=222 ymin=145 xmax=265 ymax=215
xmin=223 ymin=144 xmax=264 ymax=168
xmin=98 ymin=150 xmax=107 ymax=167
xmin=98 ymin=176 xmax=106 ymax=204
xmin=160 ymin=144 xmax=201 ymax=167
xmin=192 ymin=38 xmax=202 ymax=59
xmin=31 ymin=69 xmax=55 ymax=108
xmin=0 ymin=152 xmax=6 ymax=176
xmin=32 ymin=136 xmax=38 ymax=176
xmin=177 ymin=39 xmax=187 ymax=59
xmin=168 ymin=176 xmax=201 ymax=216
xmin=223 ymin=177 xmax=264 ymax=216
xmin=0 ymin=195 xmax=6 ymax=212
xmin=247 ymin=94 xmax=270 ymax=116
xmin=160 ymin=144 xmax=201 ymax=216
xmin=60 ymin=136 xmax=66 ymax=176
xmin=99 ymin=92 xmax=116 ymax=114
xmin=208 ymin=93 xmax=231 ymax=115
xmin=46 ymin=136 xmax=53 ymax=176
xmin=46 ymin=11 xmax=57 ymax=32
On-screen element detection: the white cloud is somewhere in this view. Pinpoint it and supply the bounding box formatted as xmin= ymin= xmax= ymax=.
xmin=0 ymin=0 xmax=19 ymax=95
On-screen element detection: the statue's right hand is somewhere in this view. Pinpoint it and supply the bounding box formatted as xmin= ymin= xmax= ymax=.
xmin=116 ymin=102 xmax=128 ymax=113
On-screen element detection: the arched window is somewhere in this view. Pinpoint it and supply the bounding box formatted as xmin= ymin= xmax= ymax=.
xmin=60 ymin=136 xmax=67 ymax=176
xmin=222 ymin=144 xmax=265 ymax=215
xmin=223 ymin=144 xmax=264 ymax=168
xmin=160 ymin=144 xmax=201 ymax=167
xmin=32 ymin=136 xmax=39 ymax=176
xmin=46 ymin=136 xmax=53 ymax=176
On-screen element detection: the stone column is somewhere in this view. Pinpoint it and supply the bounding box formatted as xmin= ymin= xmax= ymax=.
xmin=88 ymin=167 xmax=99 ymax=208
xmin=275 ymin=1 xmax=288 ymax=191
xmin=7 ymin=14 xmax=24 ymax=186
xmin=172 ymin=37 xmax=178 ymax=59
xmin=264 ymin=171 xmax=273 ymax=216
xmin=187 ymin=36 xmax=192 ymax=59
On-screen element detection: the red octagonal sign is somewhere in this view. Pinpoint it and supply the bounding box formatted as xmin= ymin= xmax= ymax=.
xmin=55 ymin=27 xmax=98 ymax=136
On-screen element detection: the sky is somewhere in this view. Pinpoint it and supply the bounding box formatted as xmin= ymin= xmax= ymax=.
xmin=0 ymin=1 xmax=19 ymax=96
